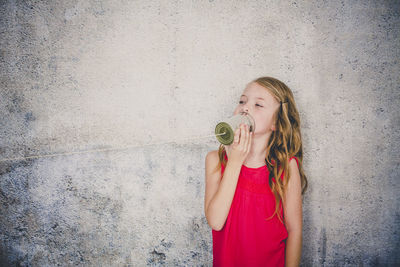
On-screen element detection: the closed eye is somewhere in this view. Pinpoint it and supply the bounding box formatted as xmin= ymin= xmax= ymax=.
xmin=239 ymin=101 xmax=263 ymax=107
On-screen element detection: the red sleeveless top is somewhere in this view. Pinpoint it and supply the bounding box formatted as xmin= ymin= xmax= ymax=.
xmin=212 ymin=153 xmax=299 ymax=266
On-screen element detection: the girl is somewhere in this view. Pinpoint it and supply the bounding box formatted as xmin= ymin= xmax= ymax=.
xmin=204 ymin=76 xmax=308 ymax=266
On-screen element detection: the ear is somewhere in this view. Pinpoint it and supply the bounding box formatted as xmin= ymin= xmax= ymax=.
xmin=271 ymin=123 xmax=276 ymax=131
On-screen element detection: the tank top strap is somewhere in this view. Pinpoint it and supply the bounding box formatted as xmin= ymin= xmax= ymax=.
xmin=280 ymin=156 xmax=300 ymax=181
xmin=271 ymin=156 xmax=299 ymax=168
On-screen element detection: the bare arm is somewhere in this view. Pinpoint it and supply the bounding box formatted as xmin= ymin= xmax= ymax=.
xmin=204 ymin=151 xmax=243 ymax=230
xmin=204 ymin=124 xmax=252 ymax=231
xmin=283 ymin=158 xmax=303 ymax=267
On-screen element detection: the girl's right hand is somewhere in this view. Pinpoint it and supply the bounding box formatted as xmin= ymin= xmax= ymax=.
xmin=224 ymin=123 xmax=252 ymax=166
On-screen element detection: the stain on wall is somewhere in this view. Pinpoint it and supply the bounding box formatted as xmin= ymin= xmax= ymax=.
xmin=0 ymin=0 xmax=399 ymax=266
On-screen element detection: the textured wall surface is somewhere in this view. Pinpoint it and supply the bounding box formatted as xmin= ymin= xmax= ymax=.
xmin=0 ymin=0 xmax=399 ymax=266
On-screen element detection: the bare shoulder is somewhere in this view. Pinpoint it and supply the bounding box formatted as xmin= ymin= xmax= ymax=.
xmin=288 ymin=157 xmax=301 ymax=184
xmin=289 ymin=156 xmax=300 ymax=169
xmin=206 ymin=150 xmax=218 ymax=161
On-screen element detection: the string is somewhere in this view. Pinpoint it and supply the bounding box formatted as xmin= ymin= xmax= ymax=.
xmin=0 ymin=132 xmax=226 ymax=162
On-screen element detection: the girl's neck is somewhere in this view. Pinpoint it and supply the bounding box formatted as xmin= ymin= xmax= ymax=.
xmin=242 ymin=131 xmax=271 ymax=167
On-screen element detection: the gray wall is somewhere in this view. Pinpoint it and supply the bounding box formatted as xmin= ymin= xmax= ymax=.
xmin=1 ymin=0 xmax=399 ymax=266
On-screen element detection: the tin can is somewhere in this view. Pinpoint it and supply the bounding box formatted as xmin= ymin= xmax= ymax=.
xmin=215 ymin=112 xmax=255 ymax=145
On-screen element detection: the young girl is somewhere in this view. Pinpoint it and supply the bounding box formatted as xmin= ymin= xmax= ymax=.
xmin=204 ymin=76 xmax=308 ymax=266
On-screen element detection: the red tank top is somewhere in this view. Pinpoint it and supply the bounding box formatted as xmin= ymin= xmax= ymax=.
xmin=212 ymin=153 xmax=299 ymax=266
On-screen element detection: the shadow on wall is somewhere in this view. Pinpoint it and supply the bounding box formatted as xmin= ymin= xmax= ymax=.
xmin=0 ymin=231 xmax=28 ymax=265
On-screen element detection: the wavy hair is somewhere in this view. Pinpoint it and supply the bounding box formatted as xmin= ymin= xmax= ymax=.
xmin=213 ymin=76 xmax=308 ymax=224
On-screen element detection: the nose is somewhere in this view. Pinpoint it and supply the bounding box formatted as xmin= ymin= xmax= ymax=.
xmin=242 ymin=103 xmax=249 ymax=113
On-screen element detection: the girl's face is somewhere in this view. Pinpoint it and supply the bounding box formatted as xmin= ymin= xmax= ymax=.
xmin=233 ymin=82 xmax=281 ymax=135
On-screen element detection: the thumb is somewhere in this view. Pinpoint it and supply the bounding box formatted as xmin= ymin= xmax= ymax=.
xmin=233 ymin=128 xmax=240 ymax=143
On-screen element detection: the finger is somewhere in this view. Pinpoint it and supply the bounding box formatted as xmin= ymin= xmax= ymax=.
xmin=244 ymin=125 xmax=250 ymax=149
xmin=233 ymin=127 xmax=240 ymax=144
xmin=246 ymin=128 xmax=252 ymax=152
xmin=238 ymin=124 xmax=245 ymax=147
xmin=245 ymin=125 xmax=251 ymax=150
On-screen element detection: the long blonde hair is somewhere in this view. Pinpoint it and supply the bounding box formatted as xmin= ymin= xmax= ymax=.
xmin=214 ymin=76 xmax=308 ymax=224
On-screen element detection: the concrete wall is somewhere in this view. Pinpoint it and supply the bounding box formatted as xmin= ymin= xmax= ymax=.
xmin=0 ymin=0 xmax=399 ymax=266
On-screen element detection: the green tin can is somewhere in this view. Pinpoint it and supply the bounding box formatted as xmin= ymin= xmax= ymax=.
xmin=215 ymin=112 xmax=255 ymax=145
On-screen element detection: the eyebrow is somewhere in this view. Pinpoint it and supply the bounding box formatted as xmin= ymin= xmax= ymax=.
xmin=241 ymin=94 xmax=265 ymax=100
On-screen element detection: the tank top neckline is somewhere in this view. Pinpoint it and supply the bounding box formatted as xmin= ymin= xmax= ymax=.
xmin=223 ymin=153 xmax=267 ymax=171
xmin=242 ymin=163 xmax=267 ymax=171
